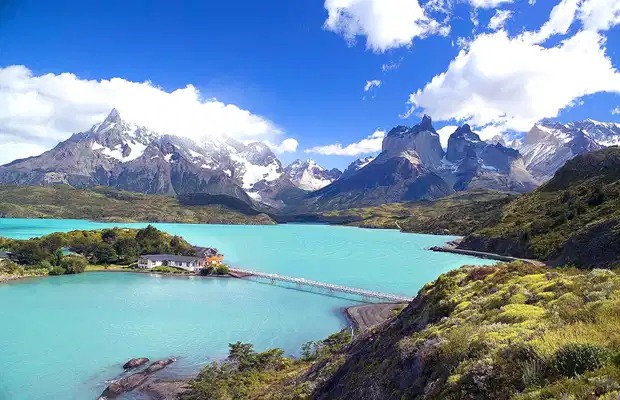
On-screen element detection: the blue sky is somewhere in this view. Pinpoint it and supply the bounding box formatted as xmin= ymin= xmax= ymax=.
xmin=0 ymin=0 xmax=619 ymax=169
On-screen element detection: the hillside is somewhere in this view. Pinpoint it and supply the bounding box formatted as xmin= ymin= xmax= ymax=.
xmin=182 ymin=262 xmax=620 ymax=399
xmin=313 ymin=189 xmax=513 ymax=235
xmin=0 ymin=185 xmax=275 ymax=225
xmin=459 ymin=147 xmax=620 ymax=268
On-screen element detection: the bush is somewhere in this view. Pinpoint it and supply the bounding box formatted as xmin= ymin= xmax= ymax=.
xmin=49 ymin=266 xmax=66 ymax=276
xmin=553 ymin=343 xmax=609 ymax=377
xmin=60 ymin=254 xmax=88 ymax=274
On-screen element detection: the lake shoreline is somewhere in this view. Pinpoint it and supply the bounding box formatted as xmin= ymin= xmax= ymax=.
xmin=131 ymin=302 xmax=401 ymax=400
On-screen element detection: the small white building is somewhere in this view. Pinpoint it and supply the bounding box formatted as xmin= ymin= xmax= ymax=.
xmin=138 ymin=254 xmax=205 ymax=272
xmin=0 ymin=251 xmax=9 ymax=261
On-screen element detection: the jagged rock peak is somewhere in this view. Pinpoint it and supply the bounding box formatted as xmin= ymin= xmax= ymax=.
xmin=387 ymin=115 xmax=438 ymax=138
xmin=451 ymin=124 xmax=481 ymax=142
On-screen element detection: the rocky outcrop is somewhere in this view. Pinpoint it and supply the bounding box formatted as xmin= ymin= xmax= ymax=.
xmin=123 ymin=357 xmax=150 ymax=369
xmin=99 ymin=358 xmax=177 ymax=399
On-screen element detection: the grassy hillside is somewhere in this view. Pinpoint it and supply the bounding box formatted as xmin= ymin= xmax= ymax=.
xmin=315 ymin=189 xmax=513 ymax=236
xmin=183 ymin=262 xmax=620 ymax=399
xmin=0 ymin=185 xmax=275 ymax=225
xmin=460 ymin=148 xmax=620 ymax=268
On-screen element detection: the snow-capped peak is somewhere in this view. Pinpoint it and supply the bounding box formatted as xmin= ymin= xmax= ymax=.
xmin=284 ymin=159 xmax=342 ymax=191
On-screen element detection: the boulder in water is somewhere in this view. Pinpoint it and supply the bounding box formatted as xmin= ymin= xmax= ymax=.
xmin=145 ymin=358 xmax=176 ymax=374
xmin=123 ymin=357 xmax=149 ymax=369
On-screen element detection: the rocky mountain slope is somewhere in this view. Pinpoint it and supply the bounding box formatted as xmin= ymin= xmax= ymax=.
xmin=518 ymin=120 xmax=605 ymax=182
xmin=459 ymin=147 xmax=620 ymax=268
xmin=302 ymin=116 xmax=537 ymax=211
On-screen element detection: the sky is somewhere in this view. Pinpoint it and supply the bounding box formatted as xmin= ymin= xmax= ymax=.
xmin=0 ymin=0 xmax=619 ymax=169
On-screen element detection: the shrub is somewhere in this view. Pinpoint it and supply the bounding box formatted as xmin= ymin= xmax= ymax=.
xmin=552 ymin=343 xmax=609 ymax=377
xmin=49 ymin=266 xmax=66 ymax=276
xmin=60 ymin=254 xmax=88 ymax=274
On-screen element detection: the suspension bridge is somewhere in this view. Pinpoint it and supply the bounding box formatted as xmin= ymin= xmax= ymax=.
xmin=229 ymin=268 xmax=413 ymax=303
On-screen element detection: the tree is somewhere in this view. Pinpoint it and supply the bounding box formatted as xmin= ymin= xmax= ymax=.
xmin=114 ymin=237 xmax=140 ymax=263
xmin=12 ymin=240 xmax=50 ymax=265
xmin=93 ymin=243 xmax=118 ymax=264
xmin=101 ymin=229 xmax=119 ymax=243
xmin=228 ymin=342 xmax=257 ymax=371
xmin=60 ymin=254 xmax=88 ymax=274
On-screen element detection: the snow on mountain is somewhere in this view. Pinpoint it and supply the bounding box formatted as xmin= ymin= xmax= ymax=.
xmin=568 ymin=119 xmax=620 ymax=147
xmin=342 ymin=156 xmax=375 ymax=178
xmin=284 ymin=159 xmax=342 ymax=191
xmin=519 ymin=120 xmax=604 ymax=182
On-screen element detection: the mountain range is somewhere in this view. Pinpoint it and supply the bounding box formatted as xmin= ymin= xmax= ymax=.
xmin=1 ymin=109 xmax=619 ymax=213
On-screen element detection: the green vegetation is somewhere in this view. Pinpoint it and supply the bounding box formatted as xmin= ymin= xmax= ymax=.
xmin=462 ymin=147 xmax=620 ymax=268
xmin=0 ymin=185 xmax=275 ymax=225
xmin=187 ymin=262 xmax=620 ymax=399
xmin=316 ymin=189 xmax=513 ymax=235
xmin=0 ymin=259 xmax=48 ymax=281
xmin=0 ymin=225 xmax=195 ymax=276
xmin=183 ymin=331 xmax=352 ymax=400
xmin=151 ymin=266 xmax=195 ymax=274
xmin=200 ymin=263 xmax=231 ymax=276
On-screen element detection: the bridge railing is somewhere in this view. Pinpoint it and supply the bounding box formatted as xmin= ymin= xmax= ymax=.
xmin=229 ymin=268 xmax=413 ymax=303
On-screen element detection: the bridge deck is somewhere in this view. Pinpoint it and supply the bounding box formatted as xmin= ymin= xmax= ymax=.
xmin=229 ymin=268 xmax=413 ymax=303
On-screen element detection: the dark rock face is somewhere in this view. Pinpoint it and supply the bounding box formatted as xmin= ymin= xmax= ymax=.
xmin=123 ymin=357 xmax=149 ymax=369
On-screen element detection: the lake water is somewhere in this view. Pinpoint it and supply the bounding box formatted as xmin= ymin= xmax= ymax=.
xmin=0 ymin=218 xmax=495 ymax=399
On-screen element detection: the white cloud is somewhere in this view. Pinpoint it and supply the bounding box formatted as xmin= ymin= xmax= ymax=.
xmin=364 ymin=79 xmax=382 ymax=92
xmin=468 ymin=0 xmax=513 ymax=8
xmin=305 ymin=130 xmax=385 ymax=156
xmin=381 ymin=60 xmax=401 ymax=72
xmin=578 ymin=0 xmax=620 ymax=31
xmin=488 ymin=10 xmax=513 ymax=30
xmin=612 ymin=106 xmax=620 ymax=115
xmin=265 ymin=138 xmax=299 ymax=154
xmin=408 ymin=30 xmax=620 ymax=133
xmin=0 ymin=65 xmax=290 ymax=162
xmin=522 ymin=0 xmax=580 ymax=44
xmin=436 ymin=125 xmax=458 ymax=148
xmin=323 ymin=0 xmax=446 ymax=52
xmin=0 ymin=142 xmax=48 ymax=165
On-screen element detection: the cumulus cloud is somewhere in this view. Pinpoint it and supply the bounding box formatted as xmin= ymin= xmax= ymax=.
xmin=408 ymin=25 xmax=620 ymax=133
xmin=522 ymin=0 xmax=580 ymax=44
xmin=0 ymin=65 xmax=291 ymax=162
xmin=488 ymin=10 xmax=513 ymax=30
xmin=468 ymin=0 xmax=513 ymax=8
xmin=264 ymin=138 xmax=299 ymax=154
xmin=305 ymin=130 xmax=385 ymax=156
xmin=323 ymin=0 xmax=446 ymax=52
xmin=578 ymin=0 xmax=620 ymax=31
xmin=364 ymin=79 xmax=382 ymax=92
xmin=612 ymin=106 xmax=620 ymax=115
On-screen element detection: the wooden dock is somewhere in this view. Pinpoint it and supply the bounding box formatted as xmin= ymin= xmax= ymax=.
xmin=229 ymin=268 xmax=414 ymax=303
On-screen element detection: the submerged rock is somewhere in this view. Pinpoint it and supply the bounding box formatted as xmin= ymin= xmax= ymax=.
xmin=145 ymin=358 xmax=176 ymax=374
xmin=123 ymin=357 xmax=149 ymax=369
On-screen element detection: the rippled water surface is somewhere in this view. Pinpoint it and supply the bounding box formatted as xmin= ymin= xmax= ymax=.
xmin=0 ymin=218 xmax=495 ymax=399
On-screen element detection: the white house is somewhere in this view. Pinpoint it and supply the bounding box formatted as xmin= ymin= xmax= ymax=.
xmin=138 ymin=254 xmax=206 ymax=272
xmin=0 ymin=251 xmax=11 ymax=261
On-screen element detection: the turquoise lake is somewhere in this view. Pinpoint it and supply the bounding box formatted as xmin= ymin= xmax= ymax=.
xmin=0 ymin=218 xmax=495 ymax=399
